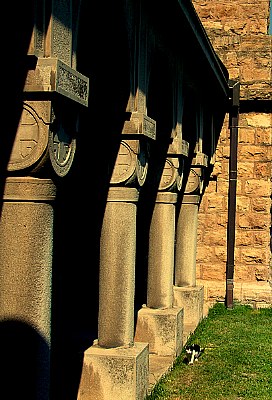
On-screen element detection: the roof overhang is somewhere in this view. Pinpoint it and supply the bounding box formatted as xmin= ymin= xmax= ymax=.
xmin=145 ymin=0 xmax=230 ymax=107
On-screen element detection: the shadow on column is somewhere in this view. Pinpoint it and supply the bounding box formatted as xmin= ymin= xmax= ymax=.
xmin=0 ymin=320 xmax=50 ymax=400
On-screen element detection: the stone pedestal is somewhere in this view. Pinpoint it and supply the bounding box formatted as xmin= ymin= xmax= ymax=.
xmin=174 ymin=193 xmax=204 ymax=341
xmin=135 ymin=306 xmax=183 ymax=356
xmin=77 ymin=342 xmax=149 ymax=400
xmin=173 ymin=285 xmax=204 ymax=340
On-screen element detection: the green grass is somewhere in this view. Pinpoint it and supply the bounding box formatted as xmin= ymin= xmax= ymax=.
xmin=146 ymin=302 xmax=272 ymax=400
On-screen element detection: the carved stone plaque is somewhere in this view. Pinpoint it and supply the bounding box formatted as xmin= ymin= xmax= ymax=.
xmin=24 ymin=58 xmax=89 ymax=107
xmin=122 ymin=113 xmax=156 ymax=140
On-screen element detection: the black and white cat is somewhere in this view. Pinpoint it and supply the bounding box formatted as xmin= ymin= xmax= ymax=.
xmin=185 ymin=344 xmax=204 ymax=365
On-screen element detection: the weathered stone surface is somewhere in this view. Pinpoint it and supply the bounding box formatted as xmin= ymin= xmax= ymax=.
xmin=193 ymin=1 xmax=272 ymax=100
xmin=193 ymin=0 xmax=272 ymax=308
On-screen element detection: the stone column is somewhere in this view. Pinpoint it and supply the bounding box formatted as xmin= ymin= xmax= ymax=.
xmin=147 ymin=191 xmax=177 ymax=309
xmin=2 ymin=12 xmax=89 ymax=396
xmin=174 ymin=157 xmax=206 ymax=340
xmin=175 ymin=193 xmax=200 ymax=287
xmin=135 ymin=190 xmax=183 ymax=357
xmin=0 ymin=96 xmax=87 ymax=400
xmin=78 ymin=113 xmax=156 ymax=400
xmin=135 ymin=140 xmax=188 ymax=357
xmin=98 ymin=186 xmax=139 ymax=347
xmin=0 ymin=177 xmax=56 ymax=400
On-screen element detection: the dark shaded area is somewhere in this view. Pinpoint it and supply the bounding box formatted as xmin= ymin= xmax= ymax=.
xmin=50 ymin=1 xmax=131 ymax=398
xmin=0 ymin=320 xmax=50 ymax=400
xmin=0 ymin=1 xmax=35 ymax=213
xmin=0 ymin=3 xmax=48 ymax=399
xmin=240 ymin=99 xmax=272 ymax=113
xmin=135 ymin=51 xmax=174 ymax=314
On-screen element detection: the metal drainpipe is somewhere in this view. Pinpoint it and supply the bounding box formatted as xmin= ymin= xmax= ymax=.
xmin=226 ymin=80 xmax=240 ymax=309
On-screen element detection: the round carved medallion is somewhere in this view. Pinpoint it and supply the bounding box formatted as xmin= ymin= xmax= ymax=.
xmin=48 ymin=116 xmax=76 ymax=177
xmin=110 ymin=141 xmax=136 ymax=184
xmin=185 ymin=168 xmax=200 ymax=194
xmin=159 ymin=158 xmax=177 ymax=191
xmin=8 ymin=103 xmax=48 ymax=171
xmin=136 ymin=140 xmax=149 ymax=186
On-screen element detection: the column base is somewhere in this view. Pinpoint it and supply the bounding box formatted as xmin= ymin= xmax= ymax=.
xmin=135 ymin=306 xmax=183 ymax=357
xmin=173 ymin=285 xmax=204 ymax=342
xmin=77 ymin=342 xmax=149 ymax=400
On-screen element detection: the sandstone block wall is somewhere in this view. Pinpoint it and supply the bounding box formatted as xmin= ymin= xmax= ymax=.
xmin=192 ymin=0 xmax=272 ymax=310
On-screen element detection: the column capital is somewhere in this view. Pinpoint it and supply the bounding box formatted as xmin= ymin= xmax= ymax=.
xmin=7 ymin=99 xmax=80 ymax=178
xmin=184 ymin=165 xmax=206 ymax=195
xmin=159 ymin=157 xmax=184 ymax=192
xmin=110 ymin=138 xmax=150 ymax=187
xmin=17 ymin=56 xmax=89 ymax=178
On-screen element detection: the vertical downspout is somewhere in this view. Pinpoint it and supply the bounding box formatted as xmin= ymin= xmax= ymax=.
xmin=226 ymin=80 xmax=240 ymax=309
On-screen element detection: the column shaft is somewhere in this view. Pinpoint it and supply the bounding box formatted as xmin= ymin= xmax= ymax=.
xmin=175 ymin=194 xmax=200 ymax=287
xmin=147 ymin=192 xmax=177 ymax=309
xmin=98 ymin=187 xmax=138 ymax=348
